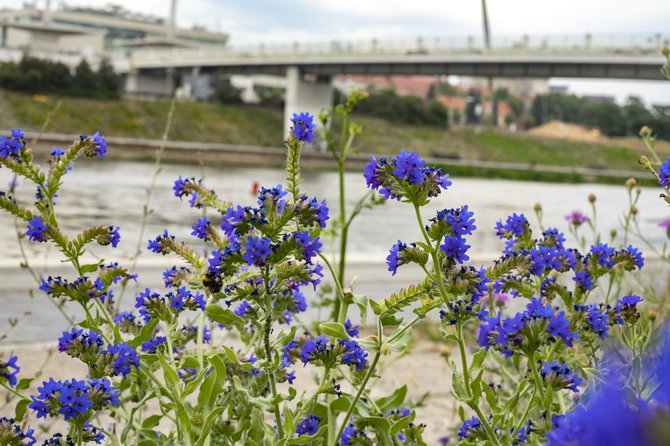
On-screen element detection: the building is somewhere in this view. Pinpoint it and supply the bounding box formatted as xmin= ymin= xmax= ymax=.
xmin=0 ymin=2 xmax=228 ymax=51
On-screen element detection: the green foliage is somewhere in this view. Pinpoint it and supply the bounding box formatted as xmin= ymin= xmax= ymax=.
xmin=0 ymin=54 xmax=120 ymax=99
xmin=352 ymin=88 xmax=448 ymax=128
xmin=531 ymin=92 xmax=670 ymax=140
xmin=216 ymin=81 xmax=243 ymax=104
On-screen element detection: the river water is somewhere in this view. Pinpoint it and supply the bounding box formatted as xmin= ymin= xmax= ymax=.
xmin=0 ymin=159 xmax=667 ymax=261
xmin=0 ymin=159 xmax=668 ymax=342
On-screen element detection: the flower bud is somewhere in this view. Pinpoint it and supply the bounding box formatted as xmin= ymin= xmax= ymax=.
xmin=534 ymin=202 xmax=542 ymax=212
xmin=630 ymin=206 xmax=638 ymax=215
xmin=662 ymin=45 xmax=670 ymax=57
xmin=588 ymin=193 xmax=596 ymax=203
xmin=625 ymin=178 xmax=637 ymax=189
xmin=610 ymin=228 xmax=617 ymax=239
xmin=639 ymin=126 xmax=651 ymax=138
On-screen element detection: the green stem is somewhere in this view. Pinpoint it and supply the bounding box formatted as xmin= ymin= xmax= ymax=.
xmin=529 ymin=354 xmax=550 ymax=418
xmin=0 ymin=382 xmax=29 ymax=400
xmin=334 ymin=321 xmax=382 ymax=445
xmin=471 ymin=404 xmax=501 ymax=446
xmin=456 ymin=323 xmax=471 ymax=393
xmin=513 ymin=385 xmax=537 ymax=435
xmin=413 ymin=204 xmax=450 ymax=305
xmin=261 ymin=269 xmax=284 ymax=439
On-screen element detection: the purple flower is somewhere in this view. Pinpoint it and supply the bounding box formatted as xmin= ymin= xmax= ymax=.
xmin=658 ymin=218 xmax=670 ymax=231
xmin=541 ymin=360 xmax=583 ymax=392
xmin=0 ymin=354 xmax=20 ymax=387
xmin=386 ymin=240 xmax=408 ymax=275
xmin=573 ymin=271 xmax=595 ymax=291
xmin=0 ymin=129 xmax=24 ymax=158
xmin=440 ymin=235 xmax=471 ymax=264
xmin=547 ymin=311 xmax=576 ymax=347
xmin=565 ymin=211 xmax=590 ymax=226
xmin=296 ymin=414 xmax=322 ymax=436
xmin=290 ymin=112 xmax=317 ymax=143
xmin=191 ymin=217 xmax=209 ymax=239
xmin=26 ymin=215 xmax=47 ymax=242
xmin=242 ymin=236 xmax=272 ymax=265
xmin=495 ymin=213 xmax=527 ymax=239
xmin=659 ymin=157 xmax=670 ymax=188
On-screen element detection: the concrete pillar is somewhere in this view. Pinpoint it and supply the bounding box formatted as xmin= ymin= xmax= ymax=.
xmin=124 ymin=70 xmax=139 ymax=94
xmin=284 ymin=66 xmax=332 ymax=141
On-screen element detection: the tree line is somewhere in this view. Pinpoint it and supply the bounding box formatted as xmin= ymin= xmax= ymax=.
xmin=0 ymin=55 xmax=121 ymax=99
xmin=530 ymin=93 xmax=670 ymax=140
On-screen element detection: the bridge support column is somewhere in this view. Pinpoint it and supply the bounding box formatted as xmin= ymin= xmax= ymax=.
xmin=124 ymin=70 xmax=139 ymax=94
xmin=284 ymin=66 xmax=332 ymax=142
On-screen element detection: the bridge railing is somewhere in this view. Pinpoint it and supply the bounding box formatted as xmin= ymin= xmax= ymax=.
xmin=111 ymin=33 xmax=669 ymax=61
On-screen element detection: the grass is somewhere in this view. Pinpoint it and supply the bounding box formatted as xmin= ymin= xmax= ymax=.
xmin=2 ymin=90 xmax=659 ymax=184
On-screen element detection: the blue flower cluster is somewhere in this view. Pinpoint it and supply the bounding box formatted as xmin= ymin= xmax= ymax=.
xmin=540 ymin=360 xmax=583 ymax=392
xmin=135 ymin=286 xmax=205 ymax=322
xmin=295 ymin=414 xmax=322 ymax=436
xmin=29 ymin=377 xmax=120 ymax=421
xmin=0 ymin=416 xmax=36 ymax=445
xmin=364 ymin=150 xmax=451 ymax=201
xmin=478 ymin=298 xmax=577 ymax=357
xmin=290 ymin=112 xmax=317 ymax=143
xmin=0 ymin=129 xmax=25 ymax=158
xmin=297 ymin=335 xmax=368 ymax=371
xmin=58 ymin=328 xmax=139 ymax=378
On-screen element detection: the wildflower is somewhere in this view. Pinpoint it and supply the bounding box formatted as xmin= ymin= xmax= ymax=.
xmin=242 ymin=236 xmax=272 ymax=265
xmin=659 ymin=157 xmax=670 ymax=188
xmin=147 ymin=230 xmax=175 ymax=254
xmin=0 ymin=129 xmax=25 ymax=158
xmin=564 ymin=211 xmax=590 ymax=226
xmin=26 ymin=215 xmax=47 ymax=242
xmin=234 ymin=300 xmax=251 ymax=317
xmin=364 ymin=151 xmax=451 ymax=201
xmin=386 ymin=240 xmax=408 ymax=275
xmin=458 ymin=417 xmax=487 ymax=441
xmin=162 ymin=266 xmax=191 ymax=288
xmin=440 ymin=235 xmax=471 ymax=264
xmin=191 ymin=217 xmax=210 ymax=239
xmin=339 ymin=339 xmax=368 ymax=371
xmin=0 ymin=417 xmax=36 ymax=445
xmin=344 ymin=319 xmax=359 ymax=338
xmin=573 ymin=271 xmax=595 ymax=291
xmin=290 ymin=112 xmax=317 ymax=143
xmin=169 ymin=286 xmax=205 ymax=312
xmin=495 ymin=213 xmax=528 ymax=239
xmin=141 ymin=336 xmax=167 ymax=353
xmin=296 ymin=414 xmax=322 ymax=436
xmin=0 ymin=354 xmax=20 ymax=387
xmin=540 ymin=361 xmax=583 ymax=392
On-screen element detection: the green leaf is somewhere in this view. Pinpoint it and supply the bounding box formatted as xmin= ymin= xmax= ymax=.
xmin=380 ymin=313 xmax=403 ymax=326
xmin=195 ymin=407 xmax=226 ymax=446
xmin=15 ymin=377 xmax=33 ymax=392
xmin=321 ymin=322 xmax=349 ymax=339
xmin=128 ymin=319 xmax=159 ymax=347
xmin=376 ymin=385 xmax=407 ymax=413
xmin=353 ymin=294 xmax=369 ymax=322
xmin=80 ymin=262 xmax=101 ymax=274
xmin=157 ymin=352 xmax=180 ymax=390
xmin=330 ymin=396 xmax=351 ymax=414
xmin=388 ymin=327 xmax=412 ymax=352
xmin=469 ymin=348 xmax=487 ymax=375
xmin=142 ymin=415 xmax=162 ymax=429
xmin=206 ymin=304 xmax=244 ymax=325
xmin=369 ymin=299 xmax=382 ymax=316
xmin=14 ymin=399 xmax=29 ymax=421
xmin=452 ymin=371 xmax=469 ymax=402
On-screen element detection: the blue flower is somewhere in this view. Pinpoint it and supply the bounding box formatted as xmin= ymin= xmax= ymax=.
xmin=547 ymin=311 xmax=576 ymax=347
xmin=242 ymin=236 xmax=272 ymax=265
xmin=0 ymin=354 xmax=20 ymax=387
xmin=386 ymin=240 xmax=408 ymax=275
xmin=590 ymin=243 xmax=615 ymax=268
xmin=234 ymin=300 xmax=251 ymax=317
xmin=290 ymin=112 xmax=317 ymax=143
xmin=26 ymin=215 xmax=47 ymax=242
xmin=91 ymin=132 xmax=107 ymax=158
xmin=191 ymin=217 xmax=209 ymax=239
xmin=0 ymin=416 xmax=36 ymax=445
xmin=392 ymin=150 xmax=427 ymax=184
xmin=296 ymin=414 xmax=322 ymax=436
xmin=540 ymin=360 xmax=583 ymax=392
xmin=147 ymin=230 xmax=174 ymax=254
xmin=344 ymin=319 xmax=359 ymax=338
xmin=573 ymin=271 xmax=595 ymax=291
xmin=300 ymin=336 xmax=331 ymax=365
xmin=440 ymin=235 xmax=471 ymax=264
xmin=339 ymin=339 xmax=368 ymax=371
xmin=659 ymin=157 xmax=670 ymax=188
xmin=0 ymin=129 xmax=24 ymax=158
xmin=529 ymin=245 xmax=563 ymax=275
xmin=458 ymin=417 xmax=486 ymax=441
xmin=141 ymin=336 xmax=166 ymax=352
xmin=106 ymin=342 xmax=139 ymax=377
xmin=495 ymin=213 xmax=527 ymax=239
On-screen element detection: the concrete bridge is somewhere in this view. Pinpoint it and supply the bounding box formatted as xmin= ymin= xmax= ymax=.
xmin=107 ymin=33 xmax=669 ymax=135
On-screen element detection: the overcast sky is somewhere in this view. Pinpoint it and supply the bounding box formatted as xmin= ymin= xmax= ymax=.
xmin=4 ymin=0 xmax=670 ymax=104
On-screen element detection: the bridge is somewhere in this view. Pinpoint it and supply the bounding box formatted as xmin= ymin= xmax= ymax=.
xmin=107 ymin=33 xmax=669 ymax=135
